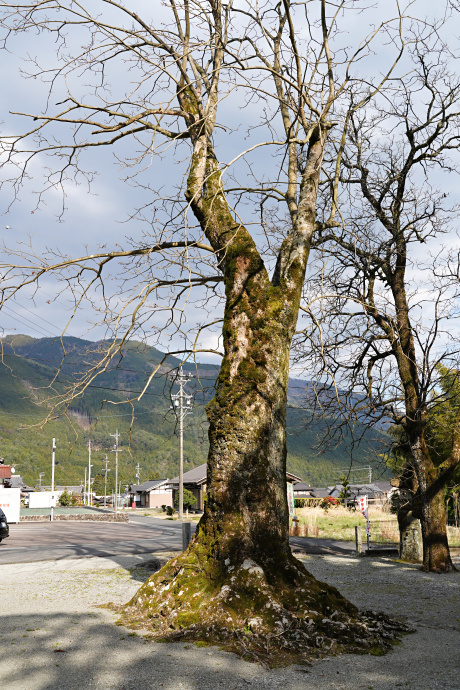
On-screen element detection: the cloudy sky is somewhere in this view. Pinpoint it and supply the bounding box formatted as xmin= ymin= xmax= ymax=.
xmin=0 ymin=0 xmax=459 ymax=365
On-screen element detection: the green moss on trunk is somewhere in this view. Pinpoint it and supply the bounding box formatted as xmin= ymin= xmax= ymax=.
xmin=420 ymin=488 xmax=456 ymax=572
xmin=116 ymin=117 xmax=409 ymax=664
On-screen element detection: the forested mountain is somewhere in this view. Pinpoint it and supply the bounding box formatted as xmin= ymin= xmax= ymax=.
xmin=0 ymin=335 xmax=390 ymax=488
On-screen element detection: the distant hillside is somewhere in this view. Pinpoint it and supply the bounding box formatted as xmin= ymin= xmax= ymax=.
xmin=0 ymin=335 xmax=391 ymax=488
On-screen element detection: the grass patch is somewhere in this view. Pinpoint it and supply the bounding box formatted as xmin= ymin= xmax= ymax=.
xmin=291 ymin=505 xmax=460 ymax=546
xmin=290 ymin=505 xmax=399 ymax=543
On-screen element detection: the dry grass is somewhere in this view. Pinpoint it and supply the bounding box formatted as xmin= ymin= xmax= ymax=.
xmin=290 ymin=505 xmax=399 ymax=543
xmin=448 ymin=526 xmax=460 ymax=546
xmin=290 ymin=505 xmax=460 ymax=546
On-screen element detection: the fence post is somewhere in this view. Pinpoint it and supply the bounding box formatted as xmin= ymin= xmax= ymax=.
xmin=355 ymin=525 xmax=362 ymax=557
xmin=182 ymin=521 xmax=192 ymax=551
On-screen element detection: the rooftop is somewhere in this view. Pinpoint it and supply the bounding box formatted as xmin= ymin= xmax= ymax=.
xmin=130 ymin=479 xmax=169 ymax=492
xmin=169 ymin=464 xmax=207 ymax=486
xmin=169 ymin=464 xmax=302 ymax=486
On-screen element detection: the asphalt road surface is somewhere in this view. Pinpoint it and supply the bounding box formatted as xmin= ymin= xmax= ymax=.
xmin=0 ymin=515 xmax=361 ymax=565
xmin=0 ymin=516 xmax=186 ymax=564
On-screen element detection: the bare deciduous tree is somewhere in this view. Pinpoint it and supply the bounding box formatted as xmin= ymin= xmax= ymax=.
xmin=0 ymin=0 xmax=419 ymax=660
xmin=299 ymin=35 xmax=460 ymax=572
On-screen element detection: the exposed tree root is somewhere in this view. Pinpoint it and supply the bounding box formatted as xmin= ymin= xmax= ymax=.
xmin=116 ymin=547 xmax=410 ymax=668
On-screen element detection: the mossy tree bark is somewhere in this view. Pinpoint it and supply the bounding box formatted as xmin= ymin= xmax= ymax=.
xmin=121 ymin=128 xmax=406 ymax=661
xmin=120 ymin=10 xmax=406 ymax=662
xmin=0 ymin=0 xmax=410 ymax=664
xmin=408 ymin=435 xmax=457 ymax=572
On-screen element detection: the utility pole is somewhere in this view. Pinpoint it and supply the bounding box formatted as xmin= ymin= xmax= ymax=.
xmin=50 ymin=438 xmax=56 ymax=521
xmin=38 ymin=472 xmax=44 ymax=489
xmin=51 ymin=438 xmax=56 ymax=493
xmin=110 ymin=430 xmax=121 ymax=514
xmin=87 ymin=440 xmax=93 ymax=507
xmin=368 ymin=466 xmax=372 ymax=484
xmin=103 ymin=455 xmax=110 ymax=509
xmin=171 ymin=367 xmax=193 ymax=521
xmin=135 ymin=462 xmax=141 ymax=484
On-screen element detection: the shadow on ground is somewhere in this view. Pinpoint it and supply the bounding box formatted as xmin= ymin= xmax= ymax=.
xmin=0 ymin=610 xmax=272 ymax=690
xmin=2 ymin=552 xmax=459 ymax=690
xmin=123 ymin=555 xmax=166 ymax=583
xmin=1 ymin=606 xmax=459 ymax=690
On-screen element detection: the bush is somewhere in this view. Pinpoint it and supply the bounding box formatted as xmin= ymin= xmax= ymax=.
xmin=58 ymin=490 xmax=72 ymax=507
xmin=174 ymin=488 xmax=197 ymax=512
xmin=320 ymin=496 xmax=339 ymax=511
xmin=166 ymin=505 xmax=175 ymax=516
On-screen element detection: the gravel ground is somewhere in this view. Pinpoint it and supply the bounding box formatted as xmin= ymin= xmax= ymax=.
xmin=1 ymin=551 xmax=459 ymax=690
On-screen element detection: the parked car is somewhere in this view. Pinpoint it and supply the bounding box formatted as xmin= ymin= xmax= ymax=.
xmin=0 ymin=508 xmax=9 ymax=542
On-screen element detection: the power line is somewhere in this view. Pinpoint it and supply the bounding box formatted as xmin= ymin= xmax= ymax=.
xmin=1 ymin=308 xmax=52 ymax=339
xmin=12 ymin=298 xmax=63 ymax=335
xmin=0 ymin=351 xmax=203 ymax=380
xmin=0 ymin=369 xmax=170 ymax=398
xmin=0 ymin=410 xmax=156 ymax=419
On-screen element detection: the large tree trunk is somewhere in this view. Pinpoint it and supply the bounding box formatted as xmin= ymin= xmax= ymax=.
xmin=420 ymin=489 xmax=452 ymax=572
xmin=409 ymin=436 xmax=455 ymax=572
xmin=116 ymin=90 xmax=406 ymax=663
xmin=118 ymin=228 xmax=406 ymax=665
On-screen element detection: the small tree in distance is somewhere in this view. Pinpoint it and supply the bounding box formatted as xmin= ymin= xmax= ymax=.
xmin=58 ymin=490 xmax=72 ymax=507
xmin=338 ymin=477 xmax=354 ymax=511
xmin=174 ymin=488 xmax=197 ymax=513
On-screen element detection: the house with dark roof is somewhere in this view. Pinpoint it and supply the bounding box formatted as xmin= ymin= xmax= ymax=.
xmin=293 ymin=481 xmax=315 ymax=499
xmin=128 ymin=479 xmax=173 ymax=508
xmin=328 ymin=483 xmax=390 ymax=502
xmin=309 ymin=487 xmax=330 ymax=499
xmin=167 ymin=465 xmax=208 ymax=511
xmin=372 ymin=481 xmax=394 ymax=498
xmin=168 ymin=464 xmax=302 ymax=512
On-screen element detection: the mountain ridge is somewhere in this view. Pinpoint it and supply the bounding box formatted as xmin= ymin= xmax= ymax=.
xmin=0 ymin=335 xmax=390 ymax=488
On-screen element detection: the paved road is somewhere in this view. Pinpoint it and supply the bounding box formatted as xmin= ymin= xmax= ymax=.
xmin=290 ymin=535 xmax=359 ymax=555
xmin=0 ymin=515 xmax=364 ymax=565
xmin=0 ymin=516 xmax=187 ymax=564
